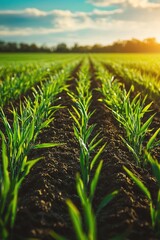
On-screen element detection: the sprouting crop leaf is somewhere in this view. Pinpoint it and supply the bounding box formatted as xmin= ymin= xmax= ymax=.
xmin=67 ymin=199 xmax=87 ymax=240
xmin=147 ymin=128 xmax=160 ymax=151
xmin=90 ymin=144 xmax=106 ymax=171
xmin=96 ymin=190 xmax=118 ymax=216
xmin=33 ymin=142 xmax=63 ymax=149
xmin=50 ymin=231 xmax=68 ymax=240
xmin=124 ymin=166 xmax=151 ymax=200
xmin=90 ymin=161 xmax=103 ymax=202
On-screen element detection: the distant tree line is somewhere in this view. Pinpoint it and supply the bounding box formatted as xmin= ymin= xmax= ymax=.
xmin=0 ymin=38 xmax=160 ymax=53
xmin=0 ymin=41 xmax=51 ymax=53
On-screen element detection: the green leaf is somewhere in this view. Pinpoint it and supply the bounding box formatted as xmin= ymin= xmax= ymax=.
xmin=72 ymin=105 xmax=81 ymax=119
xmin=88 ymin=132 xmax=101 ymax=151
xmin=10 ymin=182 xmax=20 ymax=228
xmin=146 ymin=152 xmax=160 ymax=187
xmin=0 ymin=131 xmax=10 ymax=209
xmin=90 ymin=161 xmax=103 ymax=202
xmin=96 ymin=190 xmax=118 ymax=216
xmin=24 ymin=157 xmax=42 ymax=176
xmin=142 ymin=101 xmax=153 ymax=114
xmin=147 ymin=128 xmax=160 ymax=150
xmin=67 ymin=91 xmax=77 ymax=103
xmin=155 ymin=190 xmax=160 ymax=227
xmin=33 ymin=143 xmax=62 ymax=149
xmin=66 ymin=199 xmax=87 ymax=240
xmin=150 ymin=202 xmax=155 ymax=228
xmin=0 ymin=219 xmax=8 ymax=239
xmin=124 ymin=166 xmax=151 ymax=200
xmin=76 ymin=174 xmax=86 ymax=206
xmin=121 ymin=137 xmax=140 ymax=165
xmin=40 ymin=117 xmax=54 ymax=130
xmin=27 ymin=119 xmax=35 ymax=142
xmin=50 ymin=231 xmax=67 ymax=240
xmin=84 ymin=201 xmax=96 ymax=240
xmin=69 ymin=110 xmax=81 ymax=130
xmin=73 ymin=126 xmax=80 ymax=141
xmin=127 ymin=85 xmax=136 ymax=100
xmin=84 ymin=124 xmax=95 ymax=144
xmin=139 ymin=114 xmax=155 ymax=135
xmin=90 ymin=144 xmax=106 ymax=171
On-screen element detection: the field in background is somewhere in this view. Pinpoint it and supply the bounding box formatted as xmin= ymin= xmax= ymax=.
xmin=0 ymin=53 xmax=84 ymax=64
xmin=0 ymin=53 xmax=160 ymax=240
xmin=1 ymin=52 xmax=160 ymax=62
xmin=0 ymin=52 xmax=160 ymax=62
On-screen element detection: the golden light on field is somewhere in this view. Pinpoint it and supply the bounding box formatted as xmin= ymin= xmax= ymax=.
xmin=156 ymin=37 xmax=160 ymax=43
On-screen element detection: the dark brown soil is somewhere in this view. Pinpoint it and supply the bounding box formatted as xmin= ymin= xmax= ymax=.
xmin=1 ymin=62 xmax=160 ymax=240
xmin=14 ymin=90 xmax=80 ymax=240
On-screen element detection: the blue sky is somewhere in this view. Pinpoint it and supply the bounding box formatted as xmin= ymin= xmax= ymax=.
xmin=0 ymin=0 xmax=95 ymax=11
xmin=0 ymin=0 xmax=160 ymax=46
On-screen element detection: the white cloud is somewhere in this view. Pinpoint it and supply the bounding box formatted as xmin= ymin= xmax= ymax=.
xmin=24 ymin=8 xmax=47 ymax=16
xmin=87 ymin=0 xmax=125 ymax=7
xmin=0 ymin=7 xmax=160 ymax=45
xmin=0 ymin=26 xmax=64 ymax=36
xmin=88 ymin=0 xmax=160 ymax=8
xmin=0 ymin=8 xmax=124 ymax=31
xmin=91 ymin=8 xmax=123 ymax=15
xmin=0 ymin=8 xmax=47 ymax=16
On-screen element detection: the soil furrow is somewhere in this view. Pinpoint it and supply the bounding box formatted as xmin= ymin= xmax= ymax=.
xmin=13 ymin=66 xmax=81 ymax=240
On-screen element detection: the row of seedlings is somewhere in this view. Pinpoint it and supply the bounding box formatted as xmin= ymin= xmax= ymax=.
xmin=100 ymin=60 xmax=160 ymax=98
xmin=0 ymin=62 xmax=78 ymax=240
xmin=96 ymin=65 xmax=160 ymax=237
xmin=121 ymin=61 xmax=160 ymax=79
xmin=0 ymin=56 xmax=80 ymax=107
xmin=51 ymin=62 xmax=118 ymax=240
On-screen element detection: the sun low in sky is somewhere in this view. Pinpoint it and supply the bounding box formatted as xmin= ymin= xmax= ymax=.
xmin=0 ymin=0 xmax=160 ymax=46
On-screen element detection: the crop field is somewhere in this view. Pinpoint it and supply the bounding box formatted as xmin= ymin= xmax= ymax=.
xmin=0 ymin=53 xmax=160 ymax=240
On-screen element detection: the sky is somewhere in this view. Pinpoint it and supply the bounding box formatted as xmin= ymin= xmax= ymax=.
xmin=0 ymin=0 xmax=160 ymax=46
